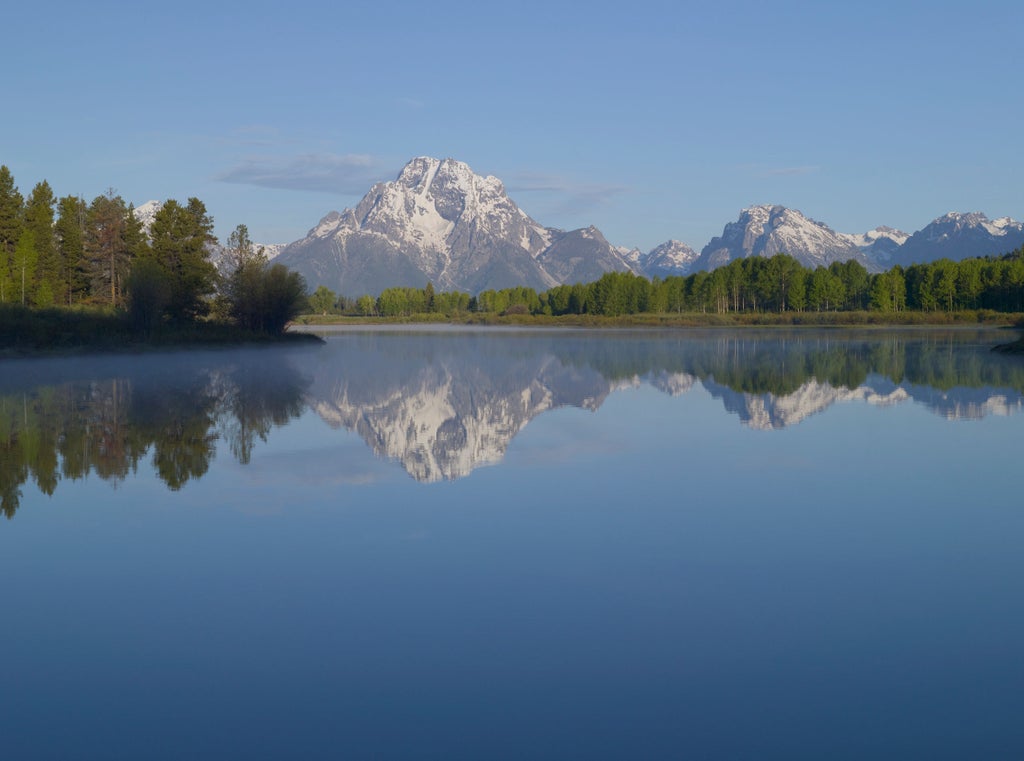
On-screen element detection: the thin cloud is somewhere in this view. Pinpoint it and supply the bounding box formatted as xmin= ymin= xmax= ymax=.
xmin=216 ymin=153 xmax=390 ymax=194
xmin=505 ymin=171 xmax=628 ymax=216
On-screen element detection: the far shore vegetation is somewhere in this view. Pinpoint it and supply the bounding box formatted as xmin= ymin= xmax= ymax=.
xmin=294 ymin=249 xmax=1024 ymax=343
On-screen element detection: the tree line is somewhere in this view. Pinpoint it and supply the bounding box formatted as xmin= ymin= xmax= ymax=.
xmin=308 ymin=251 xmax=1024 ymax=319
xmin=0 ymin=165 xmax=305 ymax=334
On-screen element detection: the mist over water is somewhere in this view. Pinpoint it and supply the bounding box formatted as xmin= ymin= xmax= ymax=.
xmin=2 ymin=328 xmax=1023 ymax=759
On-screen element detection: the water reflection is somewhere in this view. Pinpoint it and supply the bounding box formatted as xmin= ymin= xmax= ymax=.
xmin=307 ymin=328 xmax=1024 ymax=479
xmin=2 ymin=328 xmax=1022 ymax=511
xmin=0 ymin=348 xmax=311 ymax=517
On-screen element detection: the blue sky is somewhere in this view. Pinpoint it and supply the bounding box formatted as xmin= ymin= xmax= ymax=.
xmin=3 ymin=0 xmax=1023 ymax=251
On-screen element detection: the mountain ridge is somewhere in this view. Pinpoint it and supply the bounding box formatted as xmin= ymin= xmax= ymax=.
xmin=251 ymin=157 xmax=1024 ymax=292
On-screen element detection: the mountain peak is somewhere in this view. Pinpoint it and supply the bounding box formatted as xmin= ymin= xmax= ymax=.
xmin=895 ymin=210 xmax=1024 ymax=266
xmin=276 ymin=156 xmax=631 ymax=295
xmin=696 ymin=204 xmax=871 ymax=271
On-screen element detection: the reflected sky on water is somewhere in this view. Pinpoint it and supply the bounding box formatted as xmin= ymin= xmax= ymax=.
xmin=1 ymin=327 xmax=1023 ymax=759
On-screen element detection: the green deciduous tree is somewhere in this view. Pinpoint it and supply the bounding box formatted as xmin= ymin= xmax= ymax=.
xmin=12 ymin=230 xmax=38 ymax=306
xmin=309 ymin=285 xmax=336 ymax=315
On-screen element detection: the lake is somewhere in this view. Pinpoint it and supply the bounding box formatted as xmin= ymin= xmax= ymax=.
xmin=2 ymin=326 xmax=1023 ymax=760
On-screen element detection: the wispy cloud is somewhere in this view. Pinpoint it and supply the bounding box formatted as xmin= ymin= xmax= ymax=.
xmin=216 ymin=153 xmax=391 ymax=194
xmin=505 ymin=171 xmax=628 ymax=216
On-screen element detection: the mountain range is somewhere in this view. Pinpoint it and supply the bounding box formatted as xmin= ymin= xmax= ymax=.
xmin=142 ymin=157 xmax=1024 ymax=296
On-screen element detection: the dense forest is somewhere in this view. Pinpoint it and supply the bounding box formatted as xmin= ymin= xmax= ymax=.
xmin=309 ymin=249 xmax=1024 ymax=319
xmin=0 ymin=165 xmax=306 ymax=344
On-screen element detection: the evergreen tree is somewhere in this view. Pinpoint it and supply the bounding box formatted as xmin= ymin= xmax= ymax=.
xmin=85 ymin=190 xmax=130 ymax=306
xmin=149 ymin=198 xmax=217 ymax=321
xmin=123 ymin=203 xmax=150 ymax=261
xmin=0 ymin=166 xmax=24 ymax=303
xmin=24 ymin=181 xmax=58 ymax=307
xmin=55 ymin=195 xmax=88 ymax=305
xmin=0 ymin=165 xmax=24 ymax=257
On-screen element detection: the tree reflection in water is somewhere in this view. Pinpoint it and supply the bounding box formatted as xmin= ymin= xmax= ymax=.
xmin=0 ymin=348 xmax=311 ymax=518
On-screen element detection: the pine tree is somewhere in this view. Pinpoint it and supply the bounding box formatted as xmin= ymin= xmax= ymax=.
xmin=55 ymin=195 xmax=88 ymax=305
xmin=123 ymin=203 xmax=150 ymax=261
xmin=149 ymin=197 xmax=217 ymax=321
xmin=0 ymin=166 xmax=23 ymax=255
xmin=24 ymin=181 xmax=58 ymax=307
xmin=0 ymin=166 xmax=24 ymax=303
xmin=85 ymin=190 xmax=129 ymax=306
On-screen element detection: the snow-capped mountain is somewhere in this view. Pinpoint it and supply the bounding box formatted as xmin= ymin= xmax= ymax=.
xmin=893 ymin=212 xmax=1024 ymax=266
xmin=692 ymin=205 xmax=875 ymax=272
xmin=839 ymin=226 xmax=909 ymax=268
xmin=274 ymin=157 xmax=634 ymax=296
xmin=130 ymin=200 xmax=163 ymax=231
xmin=637 ymin=240 xmax=701 ymax=277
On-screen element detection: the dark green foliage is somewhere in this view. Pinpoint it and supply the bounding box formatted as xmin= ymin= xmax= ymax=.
xmin=0 ymin=351 xmax=311 ymax=516
xmin=261 ymin=264 xmax=308 ymax=333
xmin=224 ymin=258 xmax=307 ymax=333
xmin=84 ymin=190 xmax=131 ymax=306
xmin=0 ymin=166 xmax=23 ymax=258
xmin=126 ymin=258 xmax=172 ymax=335
xmin=23 ymin=181 xmax=57 ymax=307
xmin=149 ymin=198 xmax=217 ymax=322
xmin=55 ymin=195 xmax=88 ymax=305
xmin=324 ymin=248 xmax=1024 ymax=321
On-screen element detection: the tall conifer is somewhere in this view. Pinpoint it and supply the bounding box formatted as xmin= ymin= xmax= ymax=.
xmin=24 ymin=181 xmax=58 ymax=307
xmin=55 ymin=195 xmax=88 ymax=305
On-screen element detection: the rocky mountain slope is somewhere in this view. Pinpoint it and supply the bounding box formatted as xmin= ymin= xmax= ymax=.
xmin=275 ymin=157 xmax=633 ymax=296
xmin=893 ymin=212 xmax=1024 ymax=267
xmin=692 ymin=205 xmax=875 ymax=272
xmin=170 ymin=154 xmax=1023 ymax=291
xmin=839 ymin=226 xmax=909 ymax=268
xmin=632 ymin=240 xmax=701 ymax=277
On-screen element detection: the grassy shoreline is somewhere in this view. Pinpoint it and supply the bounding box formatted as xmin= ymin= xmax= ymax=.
xmin=4 ymin=305 xmax=1023 ymax=358
xmin=294 ymin=309 xmax=1024 ymax=329
xmin=0 ymin=305 xmax=322 ymax=358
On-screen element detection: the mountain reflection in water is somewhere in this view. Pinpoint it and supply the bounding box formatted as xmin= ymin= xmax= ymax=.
xmin=2 ymin=328 xmax=1022 ymax=514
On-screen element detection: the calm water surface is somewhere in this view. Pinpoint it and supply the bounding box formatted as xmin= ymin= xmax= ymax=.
xmin=1 ymin=327 xmax=1023 ymax=760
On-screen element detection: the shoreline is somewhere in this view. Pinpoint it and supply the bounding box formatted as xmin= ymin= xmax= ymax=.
xmin=293 ymin=310 xmax=1024 ymax=330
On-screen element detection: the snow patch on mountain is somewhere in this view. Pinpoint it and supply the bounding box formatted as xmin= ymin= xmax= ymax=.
xmin=276 ymin=156 xmax=633 ymax=296
xmin=694 ymin=204 xmax=872 ymax=272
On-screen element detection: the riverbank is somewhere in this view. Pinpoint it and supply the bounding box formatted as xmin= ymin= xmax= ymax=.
xmin=294 ymin=309 xmax=1024 ymax=329
xmin=0 ymin=305 xmax=322 ymax=357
